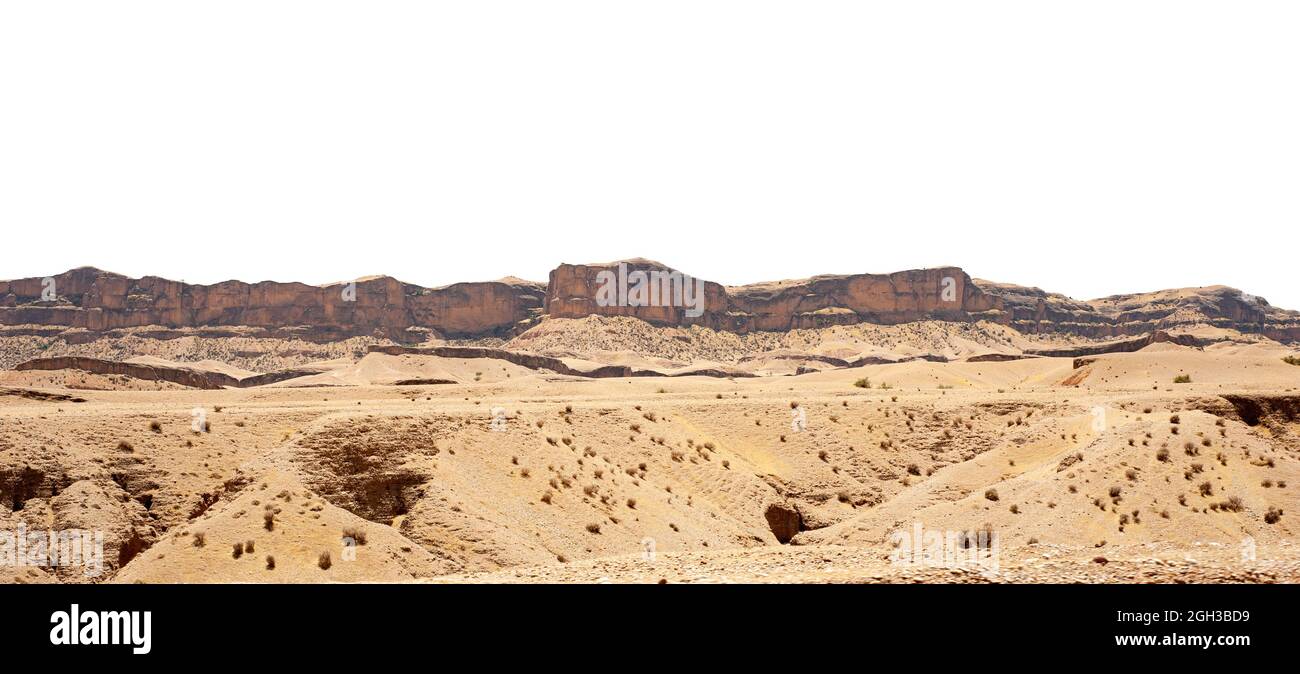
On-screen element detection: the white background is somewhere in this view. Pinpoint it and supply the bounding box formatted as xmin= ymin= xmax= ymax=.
xmin=2 ymin=2 xmax=1297 ymax=308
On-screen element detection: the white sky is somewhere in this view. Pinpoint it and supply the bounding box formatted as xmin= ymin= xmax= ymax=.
xmin=2 ymin=2 xmax=1297 ymax=308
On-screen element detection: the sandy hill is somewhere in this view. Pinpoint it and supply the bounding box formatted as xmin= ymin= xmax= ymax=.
xmin=2 ymin=344 xmax=1295 ymax=584
xmin=113 ymin=470 xmax=453 ymax=583
xmin=507 ymin=315 xmax=1058 ymax=369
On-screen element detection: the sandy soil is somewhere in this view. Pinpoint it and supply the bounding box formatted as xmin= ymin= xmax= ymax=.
xmin=2 ymin=326 xmax=1298 ymax=584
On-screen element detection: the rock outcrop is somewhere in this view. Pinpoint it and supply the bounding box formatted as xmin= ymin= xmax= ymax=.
xmin=0 ymin=267 xmax=544 ymax=341
xmin=16 ymin=356 xmax=240 ymax=389
xmin=1034 ymin=330 xmax=1207 ymax=362
xmin=545 ymin=260 xmax=990 ymax=332
xmin=368 ymin=344 xmax=634 ymax=378
xmin=367 ymin=344 xmax=754 ymax=379
xmin=4 ymin=262 xmax=1298 ymax=343
xmin=545 ymin=260 xmax=1300 ymax=341
xmin=979 ymin=281 xmax=1300 ymax=341
xmin=16 ymin=357 xmax=354 ymax=389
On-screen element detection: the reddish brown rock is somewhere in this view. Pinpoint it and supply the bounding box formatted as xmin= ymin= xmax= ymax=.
xmin=3 ymin=263 xmax=1298 ymax=342
xmin=0 ymin=268 xmax=544 ymax=340
xmin=545 ymin=260 xmax=1300 ymax=340
xmin=546 ymin=260 xmax=989 ymax=331
xmin=544 ymin=259 xmax=728 ymax=326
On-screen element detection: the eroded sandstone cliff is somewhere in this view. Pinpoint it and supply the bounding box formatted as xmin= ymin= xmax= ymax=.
xmin=0 ymin=267 xmax=545 ymax=341
xmin=3 ymin=262 xmax=1297 ymax=343
xmin=545 ymin=260 xmax=990 ymax=331
xmin=545 ymin=260 xmax=1300 ymax=340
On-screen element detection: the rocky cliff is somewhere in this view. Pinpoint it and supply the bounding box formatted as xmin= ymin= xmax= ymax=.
xmin=545 ymin=260 xmax=991 ymax=331
xmin=978 ymin=281 xmax=1300 ymax=341
xmin=0 ymin=267 xmax=545 ymax=341
xmin=546 ymin=260 xmax=1300 ymax=341
xmin=3 ymin=262 xmax=1298 ymax=343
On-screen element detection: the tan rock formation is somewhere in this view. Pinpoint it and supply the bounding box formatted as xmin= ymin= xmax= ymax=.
xmin=545 ymin=260 xmax=1300 ymax=340
xmin=546 ymin=260 xmax=989 ymax=331
xmin=3 ymin=262 xmax=1298 ymax=343
xmin=0 ymin=267 xmax=545 ymax=340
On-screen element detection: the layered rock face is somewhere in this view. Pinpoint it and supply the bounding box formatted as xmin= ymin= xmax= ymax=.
xmin=0 ymin=268 xmax=545 ymax=340
xmin=545 ymin=260 xmax=729 ymax=326
xmin=15 ymin=356 xmax=240 ymax=389
xmin=728 ymin=267 xmax=995 ymax=331
xmin=546 ymin=260 xmax=1300 ymax=340
xmin=3 ymin=262 xmax=1298 ymax=342
xmin=546 ymin=260 xmax=991 ymax=331
xmin=980 ymin=282 xmax=1300 ymax=341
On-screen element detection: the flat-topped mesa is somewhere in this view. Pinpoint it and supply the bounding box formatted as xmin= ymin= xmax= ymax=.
xmin=547 ymin=261 xmax=1001 ymax=332
xmin=0 ymin=267 xmax=544 ymax=340
xmin=4 ymin=263 xmax=1298 ymax=342
xmin=545 ymin=261 xmax=1300 ymax=340
xmin=729 ymin=267 xmax=998 ymax=331
xmin=544 ymin=260 xmax=728 ymax=327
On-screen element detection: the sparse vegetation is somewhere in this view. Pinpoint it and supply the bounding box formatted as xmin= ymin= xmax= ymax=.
xmin=18 ymin=309 xmax=1300 ymax=585
xmin=1215 ymin=496 xmax=1244 ymax=513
